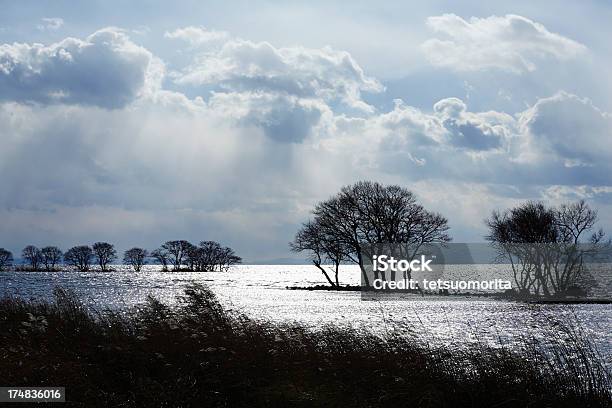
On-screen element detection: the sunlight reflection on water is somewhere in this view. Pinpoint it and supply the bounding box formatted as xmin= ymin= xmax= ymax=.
xmin=1 ymin=265 xmax=610 ymax=361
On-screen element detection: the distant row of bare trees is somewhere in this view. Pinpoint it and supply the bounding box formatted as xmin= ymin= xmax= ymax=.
xmin=149 ymin=240 xmax=242 ymax=272
xmin=17 ymin=243 xmax=116 ymax=272
xmin=0 ymin=240 xmax=241 ymax=272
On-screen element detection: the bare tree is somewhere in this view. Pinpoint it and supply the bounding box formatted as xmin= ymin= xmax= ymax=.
xmin=182 ymin=241 xmax=242 ymax=272
xmin=161 ymin=240 xmax=192 ymax=271
xmin=556 ymin=200 xmax=602 ymax=244
xmin=123 ymin=248 xmax=148 ymax=272
xmin=92 ymin=242 xmax=117 ymax=271
xmin=218 ymin=246 xmax=241 ymax=271
xmin=64 ymin=246 xmax=93 ymax=272
xmin=151 ymin=248 xmax=170 ymax=271
xmin=486 ymin=200 xmax=608 ymax=297
xmin=0 ymin=248 xmax=13 ymax=271
xmin=41 ymin=246 xmax=63 ymax=271
xmin=291 ymin=220 xmax=346 ymax=288
xmin=184 ymin=242 xmax=199 ymax=271
xmin=197 ymin=241 xmax=223 ymax=271
xmin=295 ymin=181 xmax=451 ymax=286
xmin=22 ymin=245 xmax=42 ymax=271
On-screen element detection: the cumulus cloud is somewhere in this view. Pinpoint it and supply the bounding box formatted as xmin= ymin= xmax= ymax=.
xmin=164 ymin=28 xmax=383 ymax=142
xmin=520 ymin=92 xmax=612 ymax=165
xmin=169 ymin=34 xmax=383 ymax=111
xmin=164 ymin=26 xmax=228 ymax=45
xmin=433 ymin=98 xmax=513 ymax=150
xmin=0 ymin=28 xmax=162 ymax=108
xmin=328 ymin=96 xmax=514 ymax=161
xmin=422 ymin=14 xmax=586 ymax=73
xmin=37 ymin=17 xmax=64 ymax=31
xmin=320 ymin=90 xmax=612 ymax=192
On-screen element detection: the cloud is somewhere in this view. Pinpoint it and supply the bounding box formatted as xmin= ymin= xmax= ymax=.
xmin=37 ymin=17 xmax=64 ymax=31
xmin=520 ymin=92 xmax=612 ymax=165
xmin=0 ymin=28 xmax=162 ymax=108
xmin=433 ymin=98 xmax=512 ymax=151
xmin=208 ymin=91 xmax=329 ymax=142
xmin=328 ymin=96 xmax=514 ymax=161
xmin=164 ymin=28 xmax=384 ymax=142
xmin=0 ymin=27 xmax=610 ymax=258
xmin=321 ymin=90 xmax=612 ymax=192
xmin=422 ymin=14 xmax=586 ymax=73
xmin=164 ymin=26 xmax=228 ymax=46
xmin=0 ymin=95 xmax=339 ymax=259
xmin=169 ymin=34 xmax=383 ymax=112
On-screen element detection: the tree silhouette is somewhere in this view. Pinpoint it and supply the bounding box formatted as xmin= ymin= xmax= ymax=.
xmin=92 ymin=242 xmax=117 ymax=272
xmin=291 ymin=220 xmax=346 ymax=288
xmin=123 ymin=248 xmax=148 ymax=272
xmin=22 ymin=245 xmax=42 ymax=271
xmin=486 ymin=200 xmax=608 ymax=297
xmin=41 ymin=246 xmax=63 ymax=271
xmin=292 ymin=181 xmax=451 ymax=286
xmin=161 ymin=240 xmax=192 ymax=271
xmin=151 ymin=248 xmax=170 ymax=271
xmin=64 ymin=246 xmax=94 ymax=272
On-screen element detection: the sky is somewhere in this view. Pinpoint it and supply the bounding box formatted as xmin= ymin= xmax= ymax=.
xmin=1 ymin=1 xmax=611 ymax=262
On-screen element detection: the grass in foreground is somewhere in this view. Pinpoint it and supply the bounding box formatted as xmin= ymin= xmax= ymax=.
xmin=0 ymin=285 xmax=610 ymax=407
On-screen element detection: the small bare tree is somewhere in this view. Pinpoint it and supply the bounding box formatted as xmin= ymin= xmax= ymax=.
xmin=184 ymin=242 xmax=199 ymax=271
xmin=183 ymin=241 xmax=242 ymax=272
xmin=92 ymin=242 xmax=117 ymax=271
xmin=123 ymin=248 xmax=148 ymax=272
xmin=64 ymin=246 xmax=93 ymax=272
xmin=217 ymin=246 xmax=241 ymax=271
xmin=291 ymin=220 xmax=346 ymax=288
xmin=198 ymin=241 xmax=223 ymax=271
xmin=41 ymin=246 xmax=63 ymax=271
xmin=161 ymin=240 xmax=192 ymax=271
xmin=0 ymin=248 xmax=13 ymax=271
xmin=151 ymin=248 xmax=170 ymax=271
xmin=22 ymin=245 xmax=42 ymax=271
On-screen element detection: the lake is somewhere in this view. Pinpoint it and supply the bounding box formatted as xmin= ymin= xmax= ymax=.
xmin=1 ymin=265 xmax=610 ymax=363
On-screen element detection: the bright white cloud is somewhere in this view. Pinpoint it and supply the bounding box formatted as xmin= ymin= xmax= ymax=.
xmin=422 ymin=14 xmax=586 ymax=73
xmin=519 ymin=92 xmax=612 ymax=164
xmin=163 ymin=28 xmax=384 ymax=142
xmin=168 ymin=33 xmax=383 ymax=113
xmin=0 ymin=28 xmax=162 ymax=108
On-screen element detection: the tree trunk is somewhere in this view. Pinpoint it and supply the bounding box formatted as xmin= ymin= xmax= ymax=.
xmin=357 ymin=251 xmax=370 ymax=287
xmin=314 ymin=261 xmax=336 ymax=287
xmin=334 ymin=262 xmax=340 ymax=289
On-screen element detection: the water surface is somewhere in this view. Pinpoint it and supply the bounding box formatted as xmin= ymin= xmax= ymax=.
xmin=1 ymin=265 xmax=610 ymax=362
